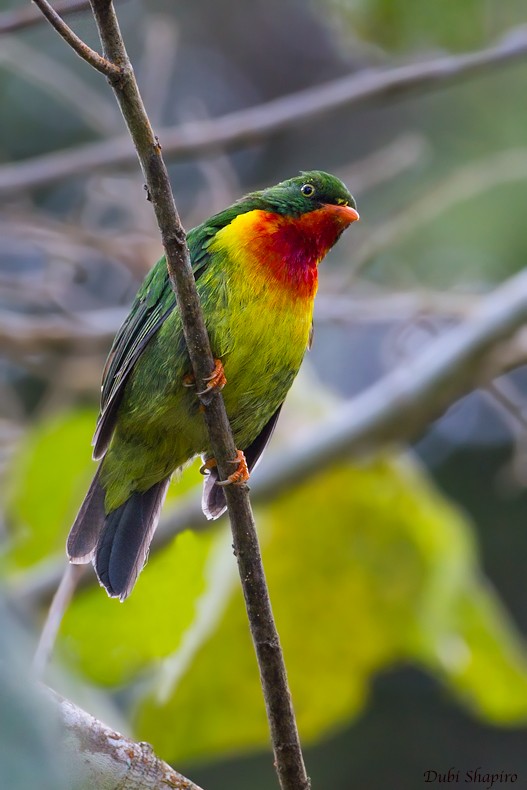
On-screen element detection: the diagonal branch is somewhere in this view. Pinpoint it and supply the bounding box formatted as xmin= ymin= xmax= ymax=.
xmin=47 ymin=686 xmax=204 ymax=790
xmin=1 ymin=25 xmax=527 ymax=195
xmin=31 ymin=0 xmax=120 ymax=77
xmin=13 ymin=268 xmax=527 ymax=606
xmin=343 ymin=147 xmax=527 ymax=281
xmin=34 ymin=1 xmax=310 ymax=788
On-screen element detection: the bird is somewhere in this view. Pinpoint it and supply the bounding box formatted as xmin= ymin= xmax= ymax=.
xmin=67 ymin=170 xmax=359 ymax=600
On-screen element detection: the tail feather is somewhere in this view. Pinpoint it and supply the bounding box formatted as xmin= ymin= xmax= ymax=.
xmin=202 ymin=466 xmax=227 ymax=520
xmin=94 ymin=478 xmax=170 ymax=601
xmin=67 ymin=466 xmax=106 ymax=564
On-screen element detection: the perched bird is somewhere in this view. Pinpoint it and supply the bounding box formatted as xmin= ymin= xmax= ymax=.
xmin=67 ymin=171 xmax=359 ymax=600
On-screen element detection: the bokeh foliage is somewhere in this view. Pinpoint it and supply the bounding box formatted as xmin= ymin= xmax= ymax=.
xmin=2 ymin=0 xmax=527 ymax=785
xmin=6 ymin=408 xmax=527 ymax=766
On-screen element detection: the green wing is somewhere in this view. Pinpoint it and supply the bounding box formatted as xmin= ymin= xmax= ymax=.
xmin=92 ymin=223 xmax=216 ymax=459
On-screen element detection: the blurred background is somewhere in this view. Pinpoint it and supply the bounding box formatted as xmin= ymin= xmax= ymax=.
xmin=1 ymin=0 xmax=527 ymax=788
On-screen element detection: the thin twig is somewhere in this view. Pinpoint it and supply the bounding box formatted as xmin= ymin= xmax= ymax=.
xmin=0 ymin=36 xmax=121 ymax=135
xmin=1 ymin=25 xmax=527 ymax=195
xmin=0 ymin=0 xmax=95 ymax=35
xmin=31 ymin=0 xmax=120 ymax=78
xmin=340 ymin=132 xmax=428 ymax=196
xmin=342 ymin=147 xmax=527 ymax=282
xmin=314 ymin=290 xmax=478 ymax=324
xmin=32 ymin=563 xmax=86 ymax=677
xmin=35 ymin=0 xmax=310 ymax=787
xmin=0 ymin=307 xmax=127 ymax=355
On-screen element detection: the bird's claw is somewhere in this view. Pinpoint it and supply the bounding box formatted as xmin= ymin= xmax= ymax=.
xmin=200 ymin=457 xmax=217 ymax=475
xmin=216 ymin=450 xmax=250 ymax=486
xmin=197 ymin=359 xmax=227 ymax=396
xmin=200 ymin=450 xmax=249 ymax=486
xmin=184 ymin=359 xmax=227 ymax=398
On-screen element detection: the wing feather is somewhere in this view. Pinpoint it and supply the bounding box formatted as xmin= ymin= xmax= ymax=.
xmin=92 ymin=225 xmax=216 ymax=459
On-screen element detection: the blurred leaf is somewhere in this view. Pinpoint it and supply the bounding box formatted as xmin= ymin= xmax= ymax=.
xmin=133 ymin=457 xmax=527 ymax=764
xmin=4 ymin=408 xmax=202 ymax=573
xmin=318 ymin=0 xmax=490 ymax=51
xmin=60 ymin=525 xmax=234 ymax=686
xmin=5 ymin=410 xmax=97 ymax=568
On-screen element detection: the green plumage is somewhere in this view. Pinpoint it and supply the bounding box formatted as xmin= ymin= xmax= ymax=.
xmin=68 ymin=171 xmax=357 ymax=599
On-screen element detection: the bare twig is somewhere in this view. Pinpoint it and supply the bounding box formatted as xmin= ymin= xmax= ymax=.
xmin=36 ymin=0 xmax=310 ymax=787
xmin=0 ymin=37 xmax=121 ymax=135
xmin=46 ymin=687 xmax=204 ymax=789
xmin=138 ymin=15 xmax=179 ymax=127
xmin=340 ymin=132 xmax=428 ymax=196
xmin=14 ymin=268 xmax=527 ymax=607
xmin=0 ymin=0 xmax=95 ymax=35
xmin=33 ymin=564 xmax=86 ymax=678
xmin=314 ymin=289 xmax=478 ymax=324
xmin=0 ymin=307 xmax=126 ymax=355
xmin=31 ymin=0 xmax=120 ymax=77
xmin=0 ymin=291 xmax=478 ymax=360
xmin=2 ymin=25 xmax=527 ymax=195
xmin=344 ymin=147 xmax=527 ymax=281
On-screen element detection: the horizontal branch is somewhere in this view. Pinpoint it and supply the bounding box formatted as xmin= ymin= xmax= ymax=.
xmin=0 ymin=290 xmax=478 ymax=358
xmin=13 ymin=266 xmax=527 ymax=606
xmin=0 ymin=307 xmax=126 ymax=355
xmin=0 ymin=0 xmax=94 ymax=35
xmin=345 ymin=147 xmax=527 ymax=280
xmin=1 ymin=25 xmax=527 ymax=195
xmin=47 ymin=687 xmax=204 ymax=789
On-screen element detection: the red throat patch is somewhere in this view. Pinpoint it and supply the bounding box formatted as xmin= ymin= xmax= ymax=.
xmin=246 ymin=205 xmax=358 ymax=300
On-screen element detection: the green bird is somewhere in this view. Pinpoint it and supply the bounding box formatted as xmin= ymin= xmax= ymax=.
xmin=68 ymin=171 xmax=359 ymax=600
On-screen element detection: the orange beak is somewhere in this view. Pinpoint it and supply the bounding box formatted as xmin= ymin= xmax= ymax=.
xmin=322 ymin=203 xmax=360 ymax=225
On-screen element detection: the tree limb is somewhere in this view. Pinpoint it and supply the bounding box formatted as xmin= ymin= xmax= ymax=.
xmin=1 ymin=25 xmax=527 ymax=195
xmin=33 ymin=564 xmax=86 ymax=678
xmin=34 ymin=1 xmax=310 ymax=788
xmin=47 ymin=687 xmax=204 ymax=790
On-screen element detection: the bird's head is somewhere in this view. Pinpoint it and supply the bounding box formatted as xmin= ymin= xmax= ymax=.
xmin=205 ymin=171 xmax=359 ymax=299
xmin=239 ymin=170 xmax=359 ymax=262
xmin=243 ymin=171 xmax=359 ymax=286
xmin=255 ymin=170 xmax=359 ymax=225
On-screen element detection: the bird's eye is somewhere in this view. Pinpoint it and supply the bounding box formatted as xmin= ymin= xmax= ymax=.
xmin=300 ymin=183 xmax=315 ymax=197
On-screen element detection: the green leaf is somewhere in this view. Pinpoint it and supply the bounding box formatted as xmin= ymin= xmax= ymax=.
xmin=134 ymin=456 xmax=527 ymax=764
xmin=4 ymin=407 xmax=202 ymax=572
xmin=60 ymin=525 xmax=234 ymax=686
xmin=5 ymin=410 xmax=97 ymax=568
xmin=317 ymin=0 xmax=487 ymax=52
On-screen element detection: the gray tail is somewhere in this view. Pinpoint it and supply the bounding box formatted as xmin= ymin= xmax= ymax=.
xmin=67 ymin=470 xmax=169 ymax=601
xmin=201 ymin=466 xmax=228 ymax=520
xmin=67 ymin=466 xmax=106 ymax=564
xmin=94 ymin=478 xmax=170 ymax=601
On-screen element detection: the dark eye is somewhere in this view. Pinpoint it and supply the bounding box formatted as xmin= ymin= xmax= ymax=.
xmin=301 ymin=183 xmax=315 ymax=197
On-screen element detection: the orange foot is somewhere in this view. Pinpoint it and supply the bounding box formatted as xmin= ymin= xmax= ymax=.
xmin=217 ymin=450 xmax=250 ymax=486
xmin=183 ymin=359 xmax=227 ymax=396
xmin=198 ymin=359 xmax=227 ymax=396
xmin=200 ymin=457 xmax=217 ymax=475
xmin=200 ymin=450 xmax=250 ymax=486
